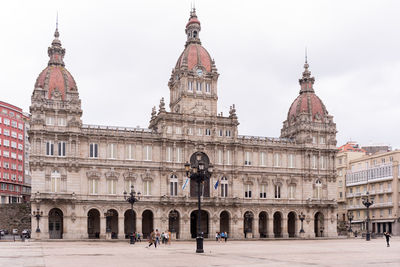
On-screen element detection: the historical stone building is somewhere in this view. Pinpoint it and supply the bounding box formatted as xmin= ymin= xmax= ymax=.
xmin=29 ymin=9 xmax=338 ymax=240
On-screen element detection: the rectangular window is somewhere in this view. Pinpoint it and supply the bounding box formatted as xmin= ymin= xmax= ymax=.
xmin=205 ymin=83 xmax=211 ymax=93
xmin=218 ymin=129 xmax=223 ymax=137
xmin=260 ymin=184 xmax=267 ymax=198
xmin=11 ymin=121 xmax=17 ymax=128
xmin=166 ymin=146 xmax=172 ymax=162
xmin=46 ymin=116 xmax=54 ymax=126
xmin=188 ymin=128 xmax=193 ymax=135
xmin=143 ymin=181 xmax=151 ymax=196
xmin=170 ymin=180 xmax=178 ymax=196
xmin=144 ymin=145 xmax=152 ymax=161
xmin=244 ymin=151 xmax=251 ymax=166
xmin=18 ymin=143 xmax=23 ymax=150
xmin=11 ymin=131 xmax=17 ymax=138
xmin=3 ymin=151 xmax=9 ymax=157
xmin=11 ymin=141 xmax=17 ymax=148
xmin=18 ymin=164 xmax=22 ymax=171
xmin=274 ymin=153 xmax=281 ymax=167
xmin=126 ymin=144 xmax=134 ymax=160
xmin=3 ymin=119 xmax=10 ymax=126
xmin=225 ymin=130 xmax=231 ymax=137
xmin=3 ymin=129 xmax=9 ymax=136
xmin=58 ymin=141 xmax=66 ymax=157
xmin=320 ymin=136 xmax=326 ymax=144
xmin=205 ymin=129 xmax=211 ymax=136
xmin=188 ymin=81 xmax=193 ymax=91
xmin=107 ymin=143 xmax=117 ymax=159
xmin=58 ymin=117 xmax=66 ymax=126
xmin=3 ymin=162 xmax=9 ymax=169
xmin=320 ymin=156 xmax=327 ymax=169
xmin=311 ymin=155 xmax=317 ymax=169
xmin=46 ymin=141 xmax=54 ymax=156
xmin=226 ymin=150 xmax=231 ymax=165
xmin=197 ymin=128 xmax=202 ymax=136
xmin=218 ymin=150 xmax=223 ymax=164
xmin=18 ymin=123 xmax=23 ymax=130
xmin=260 ymin=152 xmax=266 ymax=166
xmin=3 ymin=140 xmax=9 ymax=147
xmin=89 ymin=143 xmax=98 ymax=158
xmin=176 ymin=127 xmax=182 ymax=134
xmin=289 ymin=185 xmax=295 ymax=199
xmin=18 ymin=134 xmax=23 ymax=140
xmin=312 ymin=136 xmax=317 ymax=144
xmin=176 ymin=147 xmax=182 ymax=163
xmin=274 ymin=185 xmax=281 ymax=199
xmin=288 ymin=154 xmax=295 ymax=168
xmin=196 ymin=82 xmax=202 ymax=92
xmin=51 ymin=176 xmax=60 ymax=193
xmin=244 ymin=184 xmax=252 ymax=198
xmin=18 ymin=154 xmax=22 ymax=161
xmin=11 ymin=152 xmax=16 ymax=159
xmin=124 ymin=180 xmax=133 ymax=193
xmin=89 ymin=179 xmax=99 ymax=194
xmin=107 ymin=180 xmax=117 ymax=195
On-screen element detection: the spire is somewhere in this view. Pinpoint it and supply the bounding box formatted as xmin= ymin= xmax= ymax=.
xmin=298 ymin=53 xmax=315 ymax=94
xmin=48 ymin=15 xmax=65 ymax=66
xmin=185 ymin=8 xmax=201 ymax=46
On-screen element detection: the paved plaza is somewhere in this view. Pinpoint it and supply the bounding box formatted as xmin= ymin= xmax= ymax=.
xmin=0 ymin=238 xmax=399 ymax=267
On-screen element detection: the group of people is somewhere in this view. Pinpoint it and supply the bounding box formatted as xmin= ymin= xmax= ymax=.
xmin=146 ymin=229 xmax=172 ymax=248
xmin=215 ymin=232 xmax=228 ymax=242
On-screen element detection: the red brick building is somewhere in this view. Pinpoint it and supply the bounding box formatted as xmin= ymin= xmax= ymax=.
xmin=0 ymin=101 xmax=29 ymax=203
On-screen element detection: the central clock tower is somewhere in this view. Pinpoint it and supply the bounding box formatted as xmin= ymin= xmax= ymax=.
xmin=168 ymin=8 xmax=219 ymax=116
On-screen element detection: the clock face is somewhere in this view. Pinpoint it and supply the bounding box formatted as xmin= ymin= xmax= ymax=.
xmin=196 ymin=69 xmax=203 ymax=77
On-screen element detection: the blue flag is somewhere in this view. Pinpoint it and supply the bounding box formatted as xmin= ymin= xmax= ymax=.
xmin=182 ymin=177 xmax=189 ymax=190
xmin=214 ymin=178 xmax=220 ymax=190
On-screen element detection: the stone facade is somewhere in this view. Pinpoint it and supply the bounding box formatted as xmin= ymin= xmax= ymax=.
xmin=29 ymin=9 xmax=338 ymax=240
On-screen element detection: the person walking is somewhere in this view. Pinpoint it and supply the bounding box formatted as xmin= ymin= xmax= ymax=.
xmin=146 ymin=230 xmax=157 ymax=248
xmin=384 ymin=232 xmax=391 ymax=247
xmin=155 ymin=229 xmax=161 ymax=246
xmin=224 ymin=232 xmax=228 ymax=242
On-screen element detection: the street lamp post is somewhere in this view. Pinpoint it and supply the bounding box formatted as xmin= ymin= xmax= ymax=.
xmin=124 ymin=185 xmax=141 ymax=244
xmin=185 ymin=152 xmax=213 ymax=253
xmin=298 ymin=212 xmax=306 ymax=233
xmin=347 ymin=211 xmax=354 ymax=233
xmin=362 ymin=192 xmax=374 ymax=241
xmin=33 ymin=208 xmax=43 ymax=233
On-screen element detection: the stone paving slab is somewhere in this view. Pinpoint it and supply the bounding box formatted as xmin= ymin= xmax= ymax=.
xmin=0 ymin=238 xmax=399 ymax=267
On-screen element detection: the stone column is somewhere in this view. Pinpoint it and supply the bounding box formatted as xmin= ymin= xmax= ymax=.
xmin=253 ymin=217 xmax=259 ymax=238
xmin=118 ymin=216 xmax=125 ymax=239
xmin=268 ymin=217 xmax=274 ymax=238
xmin=180 ymin=217 xmax=191 ymax=239
xmin=282 ymin=217 xmax=288 ymax=238
xmin=100 ymin=215 xmax=106 ymax=239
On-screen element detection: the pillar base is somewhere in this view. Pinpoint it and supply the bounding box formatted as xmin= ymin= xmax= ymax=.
xmin=106 ymin=232 xmax=112 ymax=240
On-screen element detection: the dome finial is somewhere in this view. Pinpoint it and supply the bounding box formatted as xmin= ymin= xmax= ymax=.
xmin=185 ymin=6 xmax=201 ymax=46
xmin=54 ymin=12 xmax=60 ymax=38
xmin=48 ymin=14 xmax=65 ymax=67
xmin=299 ymin=52 xmax=315 ymax=94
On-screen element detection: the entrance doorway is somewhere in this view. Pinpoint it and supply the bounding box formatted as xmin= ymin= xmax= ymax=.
xmin=168 ymin=210 xmax=180 ymax=239
xmin=273 ymin=212 xmax=282 ymax=238
xmin=87 ymin=209 xmax=100 ymax=239
xmin=288 ymin=212 xmax=296 ymax=237
xmin=142 ymin=210 xmax=154 ymax=239
xmin=259 ymin=212 xmax=268 ymax=238
xmin=124 ymin=209 xmax=136 ymax=239
xmin=220 ymin=211 xmax=230 ymax=234
xmin=49 ymin=208 xmax=63 ymax=239
xmin=314 ymin=212 xmax=324 ymax=237
xmin=190 ymin=210 xmax=209 ymax=238
xmin=244 ymin=211 xmax=254 ymax=238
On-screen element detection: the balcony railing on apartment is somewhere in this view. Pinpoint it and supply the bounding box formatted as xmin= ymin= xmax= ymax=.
xmin=346 ymin=164 xmax=393 ymax=186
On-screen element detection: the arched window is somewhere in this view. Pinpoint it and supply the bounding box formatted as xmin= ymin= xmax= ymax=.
xmin=221 ymin=177 xmax=228 ymax=198
xmin=314 ymin=179 xmax=322 ymax=199
xmin=170 ymin=175 xmax=178 ymax=196
xmin=51 ymin=171 xmax=61 ymax=192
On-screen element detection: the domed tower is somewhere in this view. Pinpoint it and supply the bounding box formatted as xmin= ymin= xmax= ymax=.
xmin=30 ymin=26 xmax=82 ymax=131
xmin=168 ymin=8 xmax=219 ymax=115
xmin=281 ymin=60 xmax=336 ymax=146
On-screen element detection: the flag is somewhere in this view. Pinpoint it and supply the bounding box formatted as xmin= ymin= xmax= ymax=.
xmin=214 ymin=178 xmax=220 ymax=190
xmin=182 ymin=177 xmax=189 ymax=190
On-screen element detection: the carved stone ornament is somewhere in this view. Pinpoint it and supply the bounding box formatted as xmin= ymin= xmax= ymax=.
xmin=71 ymin=212 xmax=76 ymax=223
xmin=105 ymin=168 xmax=120 ymax=180
xmin=242 ymin=176 xmax=253 ymax=185
xmin=142 ymin=169 xmax=153 ymax=181
xmin=272 ymin=177 xmax=283 ymax=186
xmin=123 ymin=169 xmax=137 ymax=181
xmin=286 ymin=177 xmax=298 ymax=185
xmin=86 ymin=168 xmax=101 ymax=180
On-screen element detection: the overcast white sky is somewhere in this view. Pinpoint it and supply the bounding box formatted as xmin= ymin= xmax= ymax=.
xmin=1 ymin=0 xmax=399 ymax=149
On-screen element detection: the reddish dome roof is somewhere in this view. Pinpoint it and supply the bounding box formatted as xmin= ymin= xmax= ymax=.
xmin=287 ymin=61 xmax=328 ymax=124
xmin=186 ymin=17 xmax=200 ymax=27
xmin=288 ymin=92 xmax=327 ymax=122
xmin=34 ymin=28 xmax=77 ymax=100
xmin=35 ymin=65 xmax=77 ymax=100
xmin=175 ymin=43 xmax=212 ymax=72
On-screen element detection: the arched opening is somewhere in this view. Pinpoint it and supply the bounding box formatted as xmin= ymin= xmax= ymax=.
xmin=168 ymin=210 xmax=180 ymax=239
xmin=190 ymin=210 xmax=209 ymax=238
xmin=48 ymin=208 xmax=63 ymax=239
xmin=273 ymin=212 xmax=282 ymax=238
xmin=142 ymin=210 xmax=154 ymax=239
xmin=259 ymin=212 xmax=268 ymax=238
xmin=288 ymin=212 xmax=297 ymax=237
xmin=87 ymin=209 xmax=100 ymax=239
xmin=220 ymin=211 xmax=230 ymax=234
xmin=124 ymin=209 xmax=136 ymax=239
xmin=243 ymin=211 xmax=254 ymax=238
xmin=105 ymin=209 xmax=118 ymax=239
xmin=314 ymin=212 xmax=324 ymax=237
